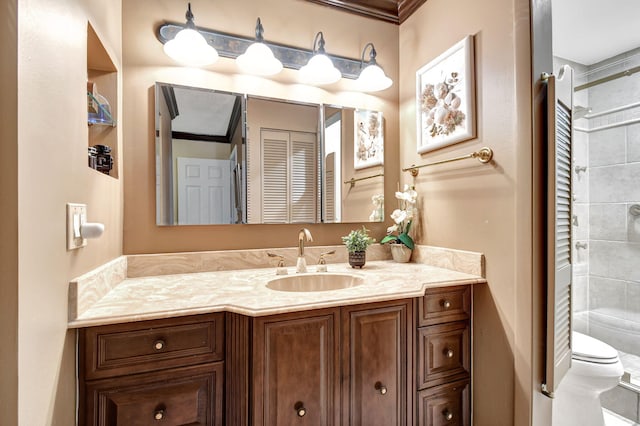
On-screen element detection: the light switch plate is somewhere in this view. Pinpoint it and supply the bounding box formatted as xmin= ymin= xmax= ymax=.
xmin=67 ymin=203 xmax=87 ymax=250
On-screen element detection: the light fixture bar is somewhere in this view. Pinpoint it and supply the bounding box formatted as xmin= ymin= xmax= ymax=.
xmin=157 ymin=23 xmax=363 ymax=79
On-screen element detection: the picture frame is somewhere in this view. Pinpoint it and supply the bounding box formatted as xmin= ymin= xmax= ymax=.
xmin=416 ymin=35 xmax=476 ymax=154
xmin=354 ymin=109 xmax=384 ymax=170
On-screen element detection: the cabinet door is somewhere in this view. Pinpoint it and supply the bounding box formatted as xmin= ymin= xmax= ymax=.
xmin=252 ymin=308 xmax=340 ymax=426
xmin=341 ymin=300 xmax=413 ymax=426
xmin=83 ymin=363 xmax=223 ymax=426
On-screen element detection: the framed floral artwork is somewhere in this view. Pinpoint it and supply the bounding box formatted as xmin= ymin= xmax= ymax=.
xmin=354 ymin=109 xmax=384 ymax=170
xmin=416 ymin=35 xmax=476 ymax=154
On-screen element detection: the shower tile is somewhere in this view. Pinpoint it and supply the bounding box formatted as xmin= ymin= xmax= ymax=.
xmin=628 ymin=283 xmax=640 ymax=323
xmin=591 ymin=163 xmax=640 ymax=203
xmin=601 ymin=385 xmax=640 ymax=422
xmin=629 ymin=205 xmax=640 ymax=243
xmin=573 ymin=312 xmax=589 ymax=335
xmin=589 ymin=127 xmax=626 ymax=167
xmin=590 ymin=73 xmax=640 ymax=111
xmin=590 ymin=81 xmax=633 ymax=112
xmin=573 ymin=204 xmax=589 ymax=240
xmin=589 ymin=275 xmax=626 ymax=313
xmin=574 ymin=130 xmax=589 ymax=166
xmin=590 ymin=204 xmax=627 ymax=241
xmin=574 ymin=173 xmax=589 ymax=203
xmin=590 ymin=241 xmax=640 ymax=282
xmin=573 ymin=274 xmax=589 ymax=312
xmin=629 ymin=124 xmax=640 ymax=163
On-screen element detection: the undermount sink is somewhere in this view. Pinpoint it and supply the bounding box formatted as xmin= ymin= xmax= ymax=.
xmin=266 ymin=273 xmax=364 ymax=292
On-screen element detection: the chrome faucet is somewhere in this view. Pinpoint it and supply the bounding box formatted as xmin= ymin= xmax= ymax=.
xmin=296 ymin=228 xmax=313 ymax=273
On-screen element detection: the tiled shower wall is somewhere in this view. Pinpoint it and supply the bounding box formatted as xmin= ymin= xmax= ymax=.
xmin=555 ymin=49 xmax=640 ymax=424
xmin=585 ymin=48 xmax=640 ymax=356
xmin=557 ymin=49 xmax=640 ymax=356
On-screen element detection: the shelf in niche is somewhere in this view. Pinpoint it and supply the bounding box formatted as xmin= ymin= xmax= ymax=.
xmin=87 ymin=91 xmax=116 ymax=127
xmin=87 ymin=22 xmax=119 ymax=178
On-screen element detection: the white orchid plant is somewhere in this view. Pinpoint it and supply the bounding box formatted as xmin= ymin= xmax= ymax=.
xmin=380 ymin=185 xmax=417 ymax=249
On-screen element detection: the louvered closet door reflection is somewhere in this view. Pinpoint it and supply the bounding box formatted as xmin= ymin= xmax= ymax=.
xmin=261 ymin=130 xmax=289 ymax=223
xmin=261 ymin=129 xmax=317 ymax=223
xmin=290 ymin=131 xmax=317 ymax=223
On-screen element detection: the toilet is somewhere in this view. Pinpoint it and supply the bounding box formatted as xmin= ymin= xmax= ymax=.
xmin=552 ymin=331 xmax=624 ymax=426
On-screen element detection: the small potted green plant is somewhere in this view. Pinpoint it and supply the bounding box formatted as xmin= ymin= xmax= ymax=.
xmin=342 ymin=226 xmax=375 ymax=268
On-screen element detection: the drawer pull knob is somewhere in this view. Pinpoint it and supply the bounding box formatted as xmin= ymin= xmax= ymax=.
xmin=154 ymin=409 xmax=165 ymax=420
xmin=153 ymin=340 xmax=165 ymax=351
xmin=294 ymin=402 xmax=306 ymax=417
xmin=442 ymin=300 xmax=452 ymax=309
xmin=375 ymin=381 xmax=387 ymax=395
xmin=443 ymin=409 xmax=453 ymax=421
xmin=446 ymin=349 xmax=454 ymax=358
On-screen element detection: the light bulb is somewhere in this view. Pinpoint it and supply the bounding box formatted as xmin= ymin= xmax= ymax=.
xmin=356 ymin=63 xmax=393 ymax=92
xmin=236 ymin=42 xmax=283 ymax=76
xmin=299 ymin=54 xmax=341 ymax=85
xmin=163 ymin=28 xmax=218 ymax=67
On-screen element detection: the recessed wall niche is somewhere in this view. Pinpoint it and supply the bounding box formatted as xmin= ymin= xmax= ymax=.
xmin=87 ymin=23 xmax=118 ymax=178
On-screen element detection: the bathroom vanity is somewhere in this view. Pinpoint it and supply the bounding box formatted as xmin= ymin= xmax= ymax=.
xmin=70 ymin=246 xmax=482 ymax=425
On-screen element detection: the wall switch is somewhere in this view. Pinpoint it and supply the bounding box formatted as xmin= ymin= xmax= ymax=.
xmin=67 ymin=203 xmax=87 ymax=250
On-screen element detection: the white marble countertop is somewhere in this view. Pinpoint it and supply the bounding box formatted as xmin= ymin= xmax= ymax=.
xmin=68 ymin=259 xmax=485 ymax=328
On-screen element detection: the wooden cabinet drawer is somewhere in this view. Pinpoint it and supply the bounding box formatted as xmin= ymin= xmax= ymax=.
xmin=81 ymin=313 xmax=224 ymax=380
xmin=417 ymin=379 xmax=469 ymax=426
xmin=83 ymin=363 xmax=223 ymax=426
xmin=419 ymin=286 xmax=470 ymax=326
xmin=417 ymin=321 xmax=469 ymax=389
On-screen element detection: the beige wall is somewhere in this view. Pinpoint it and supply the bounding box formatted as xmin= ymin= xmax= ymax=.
xmin=3 ymin=0 xmax=547 ymax=424
xmin=15 ymin=0 xmax=123 ymax=424
xmin=122 ymin=0 xmax=399 ymax=254
xmin=1 ymin=0 xmax=19 ymax=423
xmin=399 ymin=0 xmax=536 ymax=424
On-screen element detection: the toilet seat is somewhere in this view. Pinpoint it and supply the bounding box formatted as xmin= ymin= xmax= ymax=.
xmin=572 ymin=332 xmax=619 ymax=364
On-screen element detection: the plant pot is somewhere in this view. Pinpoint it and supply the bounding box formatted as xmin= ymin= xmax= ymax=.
xmin=348 ymin=251 xmax=366 ymax=268
xmin=390 ymin=244 xmax=412 ymax=263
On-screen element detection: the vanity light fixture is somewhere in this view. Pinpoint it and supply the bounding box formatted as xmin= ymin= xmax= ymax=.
xmin=158 ymin=23 xmax=364 ymax=80
xmin=299 ymin=32 xmax=342 ymax=85
xmin=355 ymin=43 xmax=393 ymax=92
xmin=236 ymin=18 xmax=283 ymax=76
xmin=162 ymin=3 xmax=219 ymax=67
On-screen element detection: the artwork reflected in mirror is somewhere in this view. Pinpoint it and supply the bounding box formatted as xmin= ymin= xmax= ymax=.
xmin=155 ymin=82 xmax=384 ymax=225
xmin=354 ymin=109 xmax=384 ymax=170
xmin=336 ymin=106 xmax=385 ymax=224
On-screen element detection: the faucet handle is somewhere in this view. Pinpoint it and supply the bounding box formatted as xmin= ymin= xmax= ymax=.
xmin=267 ymin=252 xmax=285 ymax=268
xmin=318 ymin=250 xmax=336 ymax=265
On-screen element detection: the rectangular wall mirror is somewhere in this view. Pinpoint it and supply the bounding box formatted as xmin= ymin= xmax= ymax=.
xmin=155 ymin=82 xmax=385 ymax=225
